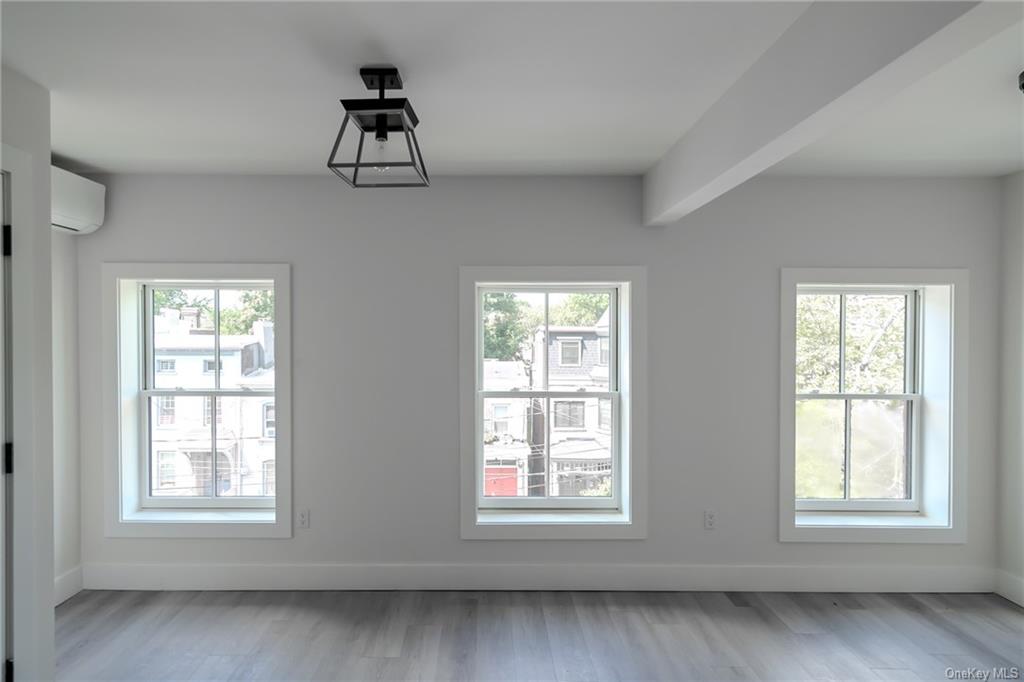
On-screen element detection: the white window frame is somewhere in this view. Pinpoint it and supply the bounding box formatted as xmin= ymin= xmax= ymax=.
xmin=599 ymin=336 xmax=610 ymax=366
xmin=141 ymin=282 xmax=274 ymax=511
xmin=780 ymin=268 xmax=968 ymax=544
xmin=102 ymin=263 xmax=292 ymax=538
xmin=460 ymin=266 xmax=648 ymax=540
xmin=557 ymin=338 xmax=582 ymax=367
xmin=795 ymin=285 xmax=920 ymax=513
xmin=156 ymin=359 xmax=176 ymax=374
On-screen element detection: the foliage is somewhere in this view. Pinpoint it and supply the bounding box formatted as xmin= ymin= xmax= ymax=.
xmin=482 ymin=293 xmax=542 ymax=362
xmin=578 ymin=478 xmax=612 ymax=497
xmin=220 ymin=290 xmax=275 ymax=336
xmin=549 ymin=293 xmax=608 ymax=326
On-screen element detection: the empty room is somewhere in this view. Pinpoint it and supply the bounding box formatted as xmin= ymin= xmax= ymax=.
xmin=1 ymin=0 xmax=1023 ymax=680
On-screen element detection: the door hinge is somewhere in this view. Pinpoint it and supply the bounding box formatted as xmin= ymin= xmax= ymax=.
xmin=3 ymin=442 xmax=11 ymax=475
xmin=2 ymin=224 xmax=10 ymax=257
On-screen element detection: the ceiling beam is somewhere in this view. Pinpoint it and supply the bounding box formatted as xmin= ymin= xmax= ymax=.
xmin=643 ymin=1 xmax=1020 ymax=226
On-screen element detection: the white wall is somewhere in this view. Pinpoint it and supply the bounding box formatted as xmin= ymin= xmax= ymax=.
xmin=52 ymin=232 xmax=81 ymax=604
xmin=998 ymin=171 xmax=1023 ymax=605
xmin=1 ymin=66 xmax=56 ymax=680
xmin=76 ymin=174 xmax=1002 ymax=590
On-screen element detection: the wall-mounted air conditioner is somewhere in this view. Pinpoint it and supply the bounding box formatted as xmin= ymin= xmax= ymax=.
xmin=51 ymin=166 xmax=105 ymax=234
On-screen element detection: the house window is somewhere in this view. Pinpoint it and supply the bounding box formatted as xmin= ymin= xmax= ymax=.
xmin=155 ymin=396 xmax=175 ymax=426
xmin=558 ymin=338 xmax=582 ymax=367
xmin=473 ymin=277 xmax=631 ymax=517
xmin=491 ymin=403 xmax=510 ymax=435
xmin=780 ymin=269 xmax=967 ymax=543
xmin=143 ymin=281 xmax=276 ymax=505
xmin=203 ymin=396 xmax=223 ymax=426
xmin=795 ymin=288 xmax=918 ymax=511
xmin=263 ymin=402 xmax=276 ymax=438
xmin=106 ymin=263 xmax=291 ymax=537
xmin=552 ymin=400 xmax=585 ymax=429
xmin=599 ymin=337 xmax=610 ymax=366
xmin=262 ymin=460 xmax=276 ymax=496
xmin=157 ymin=451 xmax=176 ymax=490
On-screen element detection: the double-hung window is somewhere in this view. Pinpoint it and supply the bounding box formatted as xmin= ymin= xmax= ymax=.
xmin=476 ymin=284 xmax=620 ymax=509
xmin=780 ymin=269 xmax=968 ymax=543
xmin=104 ymin=263 xmax=291 ymax=537
xmin=795 ymin=287 xmax=919 ymax=511
xmin=461 ymin=266 xmax=647 ymax=539
xmin=144 ymin=284 xmax=276 ymax=505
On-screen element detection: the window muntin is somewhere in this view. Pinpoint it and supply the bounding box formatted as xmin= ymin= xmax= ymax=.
xmin=477 ymin=285 xmax=619 ymax=509
xmin=795 ymin=287 xmax=918 ymax=511
xmin=143 ymin=283 xmax=275 ymax=507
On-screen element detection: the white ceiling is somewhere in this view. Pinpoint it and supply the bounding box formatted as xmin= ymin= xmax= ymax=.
xmin=770 ymin=21 xmax=1024 ymax=177
xmin=1 ymin=1 xmax=809 ymax=175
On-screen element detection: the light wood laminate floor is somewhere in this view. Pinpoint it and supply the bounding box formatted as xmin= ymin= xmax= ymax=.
xmin=56 ymin=590 xmax=1023 ymax=681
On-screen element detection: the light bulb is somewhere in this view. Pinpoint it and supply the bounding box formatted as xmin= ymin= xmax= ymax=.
xmin=374 ymin=138 xmax=389 ymax=173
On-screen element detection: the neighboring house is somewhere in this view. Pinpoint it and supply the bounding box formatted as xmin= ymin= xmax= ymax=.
xmin=151 ymin=307 xmax=276 ymax=498
xmin=482 ymin=309 xmax=612 ymax=497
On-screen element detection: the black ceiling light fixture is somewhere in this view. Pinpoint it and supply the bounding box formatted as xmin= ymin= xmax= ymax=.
xmin=327 ymin=65 xmax=429 ymax=188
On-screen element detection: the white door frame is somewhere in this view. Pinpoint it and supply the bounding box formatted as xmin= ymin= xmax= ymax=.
xmin=1 ymin=142 xmax=56 ymax=681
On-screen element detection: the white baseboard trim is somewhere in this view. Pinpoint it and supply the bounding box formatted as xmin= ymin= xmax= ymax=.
xmin=83 ymin=562 xmax=995 ymax=593
xmin=55 ymin=565 xmax=84 ymax=605
xmin=995 ymin=569 xmax=1024 ymax=606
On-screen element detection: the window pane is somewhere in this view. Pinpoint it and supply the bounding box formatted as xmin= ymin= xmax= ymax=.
xmin=149 ymin=396 xmax=212 ymax=496
xmin=481 ymin=291 xmax=545 ymax=391
xmin=548 ymin=291 xmax=612 ymax=392
xmin=844 ymin=294 xmax=906 ymax=394
xmin=796 ymin=294 xmax=840 ymax=394
xmin=549 ymin=397 xmax=612 ymax=497
xmin=795 ymin=399 xmax=845 ymax=499
xmin=850 ymin=399 xmax=908 ymax=499
xmin=483 ymin=398 xmax=544 ymax=497
xmin=152 ymin=288 xmax=215 ymax=389
xmin=219 ymin=288 xmax=275 ymax=390
xmin=216 ymin=396 xmax=276 ymax=497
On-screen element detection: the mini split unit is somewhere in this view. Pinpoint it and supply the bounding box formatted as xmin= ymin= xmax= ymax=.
xmin=51 ymin=166 xmax=105 ymax=234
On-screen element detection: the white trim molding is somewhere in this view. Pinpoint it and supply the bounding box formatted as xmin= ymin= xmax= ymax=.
xmin=459 ymin=266 xmax=648 ymax=540
xmin=779 ymin=268 xmax=969 ymax=543
xmin=995 ymin=570 xmax=1024 ymax=607
xmin=54 ymin=566 xmax=83 ymax=606
xmin=101 ymin=262 xmax=292 ymax=538
xmin=82 ymin=561 xmax=995 ymax=593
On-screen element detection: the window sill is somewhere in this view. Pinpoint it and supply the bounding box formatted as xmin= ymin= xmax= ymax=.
xmin=782 ymin=510 xmax=962 ymax=543
xmin=463 ymin=509 xmax=645 ymax=540
xmin=109 ymin=508 xmax=289 ymax=538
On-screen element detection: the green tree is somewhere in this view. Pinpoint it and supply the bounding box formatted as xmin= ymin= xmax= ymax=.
xmin=219 ymin=290 xmax=275 ymax=335
xmin=549 ymin=293 xmax=608 ymax=326
xmin=482 ymin=293 xmax=540 ymax=362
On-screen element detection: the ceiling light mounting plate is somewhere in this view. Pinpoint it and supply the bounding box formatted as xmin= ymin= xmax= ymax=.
xmin=360 ymin=66 xmax=403 ymax=92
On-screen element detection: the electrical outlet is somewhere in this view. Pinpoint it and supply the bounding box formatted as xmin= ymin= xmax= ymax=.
xmin=704 ymin=510 xmax=716 ymax=530
xmin=297 ymin=509 xmax=310 ymax=529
